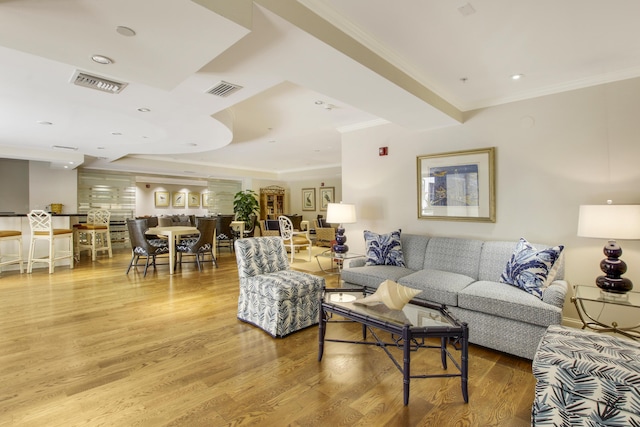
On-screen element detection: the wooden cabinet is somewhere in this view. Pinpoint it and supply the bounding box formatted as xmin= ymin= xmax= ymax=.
xmin=260 ymin=186 xmax=285 ymax=220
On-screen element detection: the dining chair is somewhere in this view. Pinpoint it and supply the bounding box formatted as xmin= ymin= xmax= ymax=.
xmin=0 ymin=229 xmax=23 ymax=274
xmin=216 ymin=215 xmax=235 ymax=253
xmin=278 ymin=215 xmax=312 ymax=262
xmin=26 ymin=209 xmax=74 ymax=274
xmin=75 ymin=209 xmax=112 ymax=261
xmin=176 ymin=217 xmax=218 ymax=271
xmin=125 ymin=218 xmax=170 ymax=277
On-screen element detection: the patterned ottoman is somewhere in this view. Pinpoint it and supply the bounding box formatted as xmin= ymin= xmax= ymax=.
xmin=235 ymin=236 xmax=325 ymax=338
xmin=532 ymin=325 xmax=640 ymax=426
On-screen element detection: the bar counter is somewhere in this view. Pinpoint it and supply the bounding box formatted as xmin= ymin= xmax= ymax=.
xmin=0 ymin=213 xmax=86 ymax=272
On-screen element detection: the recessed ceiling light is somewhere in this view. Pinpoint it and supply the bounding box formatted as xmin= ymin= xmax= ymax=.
xmin=111 ymin=132 xmax=122 ymax=136
xmin=97 ymin=146 xmax=105 ymax=150
xmin=315 ymin=100 xmax=324 ymax=105
xmin=511 ymin=74 xmax=524 ymax=80
xmin=92 ymin=55 xmax=113 ymax=65
xmin=116 ymin=26 xmax=136 ymax=37
xmin=37 ymin=120 xmax=53 ymax=125
xmin=137 ymin=107 xmax=151 ymax=112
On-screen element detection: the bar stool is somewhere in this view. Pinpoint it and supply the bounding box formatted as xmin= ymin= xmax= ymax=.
xmin=75 ymin=209 xmax=112 ymax=261
xmin=0 ymin=230 xmax=23 ymax=273
xmin=27 ymin=209 xmax=74 ymax=274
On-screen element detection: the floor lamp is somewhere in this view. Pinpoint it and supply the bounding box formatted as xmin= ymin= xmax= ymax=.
xmin=326 ymin=202 xmax=356 ymax=256
xmin=577 ymin=203 xmax=640 ymax=293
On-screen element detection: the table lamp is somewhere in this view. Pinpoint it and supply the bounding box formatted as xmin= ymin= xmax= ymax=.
xmin=577 ymin=202 xmax=640 ymax=293
xmin=326 ymin=202 xmax=356 ymax=255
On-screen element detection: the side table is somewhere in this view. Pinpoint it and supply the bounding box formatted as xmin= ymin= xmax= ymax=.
xmin=314 ymin=250 xmax=364 ymax=281
xmin=571 ymin=285 xmax=640 ymax=340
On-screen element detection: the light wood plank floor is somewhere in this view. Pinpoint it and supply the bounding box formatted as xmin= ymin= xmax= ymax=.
xmin=0 ymin=247 xmax=536 ymax=426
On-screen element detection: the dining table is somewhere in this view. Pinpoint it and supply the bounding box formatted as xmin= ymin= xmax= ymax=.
xmin=146 ymin=226 xmax=199 ymax=274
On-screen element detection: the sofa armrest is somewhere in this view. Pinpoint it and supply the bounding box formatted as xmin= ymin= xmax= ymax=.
xmin=543 ymin=279 xmax=568 ymax=308
xmin=347 ymin=258 xmax=366 ymax=269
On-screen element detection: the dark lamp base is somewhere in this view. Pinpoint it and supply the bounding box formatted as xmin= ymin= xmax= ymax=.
xmin=596 ymin=276 xmax=633 ymax=294
xmin=333 ymin=225 xmax=348 ymax=255
xmin=595 ymin=240 xmax=633 ymax=294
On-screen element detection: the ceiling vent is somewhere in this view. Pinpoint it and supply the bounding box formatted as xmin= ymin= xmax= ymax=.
xmin=70 ymin=70 xmax=128 ymax=94
xmin=206 ymin=81 xmax=243 ymax=97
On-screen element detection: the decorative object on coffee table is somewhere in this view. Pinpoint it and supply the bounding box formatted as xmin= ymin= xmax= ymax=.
xmin=577 ymin=201 xmax=640 ymax=293
xmin=326 ymin=202 xmax=356 ymax=255
xmin=353 ymin=279 xmax=421 ymax=310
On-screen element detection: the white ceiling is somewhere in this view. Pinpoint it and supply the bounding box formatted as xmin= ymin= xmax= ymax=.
xmin=1 ymin=0 xmax=639 ymax=181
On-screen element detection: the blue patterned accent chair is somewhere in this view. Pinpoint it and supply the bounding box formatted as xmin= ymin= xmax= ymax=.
xmin=234 ymin=236 xmax=325 ymax=337
xmin=532 ymin=325 xmax=640 ymax=426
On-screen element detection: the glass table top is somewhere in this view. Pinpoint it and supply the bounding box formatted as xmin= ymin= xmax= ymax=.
xmin=574 ymin=285 xmax=640 ymax=308
xmin=323 ymin=289 xmax=455 ymax=329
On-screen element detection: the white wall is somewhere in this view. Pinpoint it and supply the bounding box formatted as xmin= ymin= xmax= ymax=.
xmin=136 ymin=183 xmax=211 ymax=217
xmin=288 ymin=177 xmax=343 ymax=223
xmin=341 ymin=77 xmax=640 ymax=324
xmin=0 ymin=159 xmax=29 ymax=213
xmin=29 ymin=161 xmax=78 ymax=213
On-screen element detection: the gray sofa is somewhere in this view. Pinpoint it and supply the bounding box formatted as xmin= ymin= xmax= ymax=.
xmin=341 ymin=234 xmax=567 ymax=360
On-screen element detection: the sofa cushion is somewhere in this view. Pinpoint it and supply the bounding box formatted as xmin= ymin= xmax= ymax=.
xmin=364 ymin=229 xmax=406 ymax=267
xmin=399 ymin=234 xmax=430 ymax=271
xmin=458 ymin=280 xmax=563 ymax=326
xmin=423 ymin=237 xmax=483 ymax=280
xmin=398 ymin=269 xmax=475 ymax=307
xmin=340 ymin=265 xmax=415 ymax=289
xmin=479 ymin=240 xmax=565 ymax=282
xmin=500 ymin=238 xmax=564 ymax=299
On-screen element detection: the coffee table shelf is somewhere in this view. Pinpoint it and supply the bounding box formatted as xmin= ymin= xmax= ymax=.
xmin=318 ymin=288 xmax=469 ymax=405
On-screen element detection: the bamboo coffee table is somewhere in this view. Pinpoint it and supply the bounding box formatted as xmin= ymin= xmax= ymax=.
xmin=318 ymin=288 xmax=469 ymax=405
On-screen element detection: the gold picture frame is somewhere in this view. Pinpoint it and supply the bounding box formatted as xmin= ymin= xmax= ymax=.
xmin=155 ymin=191 xmax=170 ymax=207
xmin=202 ymin=192 xmax=213 ymax=208
xmin=319 ymin=187 xmax=335 ymax=211
xmin=172 ymin=192 xmax=186 ymax=208
xmin=188 ymin=192 xmax=200 ymax=208
xmin=302 ymin=188 xmax=316 ymax=211
xmin=417 ymin=147 xmax=495 ymax=222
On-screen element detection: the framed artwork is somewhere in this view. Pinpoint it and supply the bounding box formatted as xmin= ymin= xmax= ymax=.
xmin=155 ymin=191 xmax=170 ymax=207
xmin=302 ymin=188 xmax=316 ymax=211
xmin=172 ymin=192 xmax=186 ymax=208
xmin=319 ymin=186 xmax=335 ymax=211
xmin=417 ymin=147 xmax=495 ymax=222
xmin=202 ymin=192 xmax=213 ymax=208
xmin=188 ymin=192 xmax=200 ymax=207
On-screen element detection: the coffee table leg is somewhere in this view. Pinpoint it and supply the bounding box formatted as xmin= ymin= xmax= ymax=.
xmin=440 ymin=337 xmax=447 ymax=369
xmin=461 ymin=327 xmax=469 ymax=403
xmin=403 ymin=327 xmax=410 ymax=405
xmin=318 ymin=307 xmax=326 ymax=361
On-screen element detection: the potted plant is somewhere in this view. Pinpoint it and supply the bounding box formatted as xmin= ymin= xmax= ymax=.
xmin=233 ymin=190 xmax=260 ymax=224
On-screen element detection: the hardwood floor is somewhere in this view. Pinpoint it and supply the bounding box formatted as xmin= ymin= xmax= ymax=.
xmin=0 ymin=247 xmax=536 ymax=426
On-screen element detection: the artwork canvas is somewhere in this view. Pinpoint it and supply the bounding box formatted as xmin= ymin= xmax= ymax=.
xmin=302 ymin=188 xmax=315 ymax=211
xmin=188 ymin=192 xmax=200 ymax=207
xmin=172 ymin=192 xmax=186 ymax=208
xmin=417 ymin=147 xmax=495 ymax=222
xmin=319 ymin=187 xmax=335 ymax=211
xmin=155 ymin=191 xmax=169 ymax=207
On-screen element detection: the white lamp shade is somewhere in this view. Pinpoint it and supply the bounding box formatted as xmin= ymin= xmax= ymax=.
xmin=326 ymin=203 xmax=356 ymax=224
xmin=577 ymin=205 xmax=640 ymax=239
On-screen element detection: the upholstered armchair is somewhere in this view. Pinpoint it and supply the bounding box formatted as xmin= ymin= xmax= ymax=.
xmin=259 ymin=219 xmax=281 ymax=237
xmin=234 ymin=236 xmax=325 ymax=337
xmin=313 ymin=218 xmax=335 ymax=247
